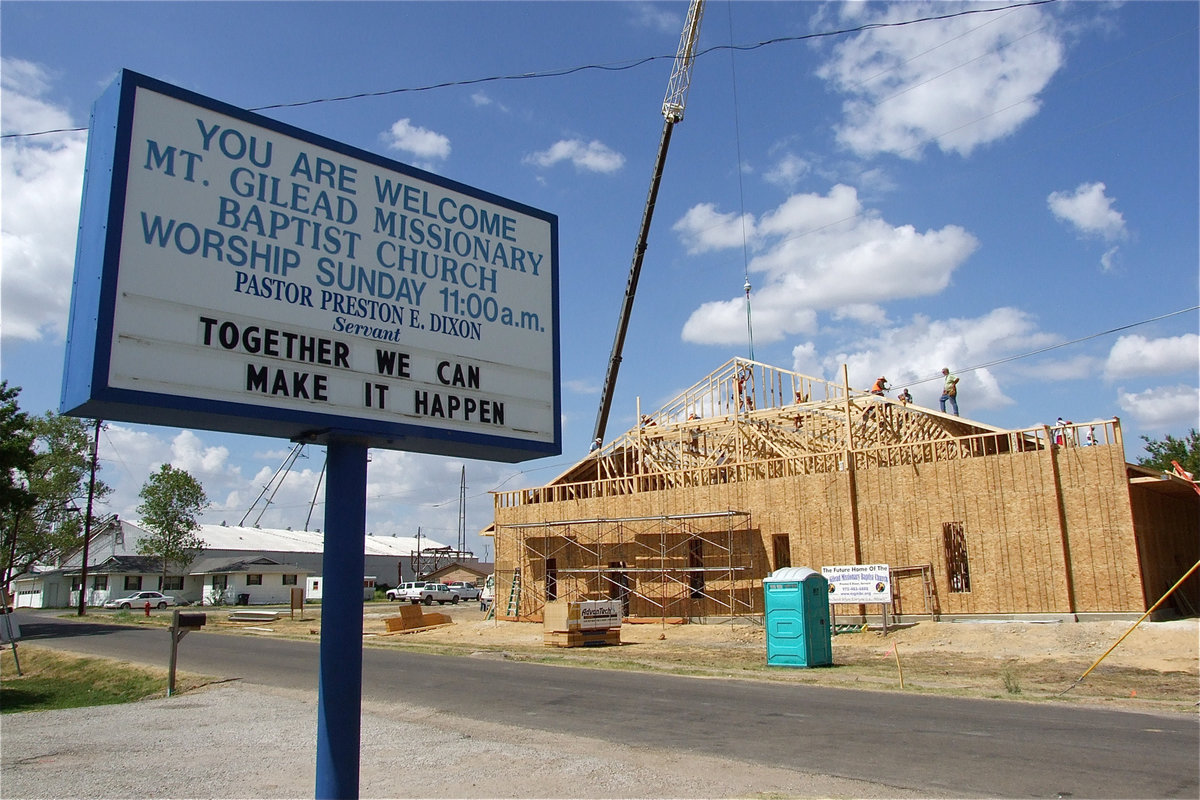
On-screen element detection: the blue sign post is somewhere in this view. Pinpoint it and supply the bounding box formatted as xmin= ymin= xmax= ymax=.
xmin=315 ymin=441 xmax=367 ymax=798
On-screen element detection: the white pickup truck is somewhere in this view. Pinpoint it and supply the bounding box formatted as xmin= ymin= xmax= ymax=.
xmin=385 ymin=581 xmax=425 ymax=601
xmin=446 ymin=581 xmax=480 ymax=601
xmin=403 ymin=582 xmax=458 ymax=605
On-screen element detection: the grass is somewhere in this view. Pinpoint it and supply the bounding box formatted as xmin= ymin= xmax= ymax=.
xmin=1 ymin=645 xmax=211 ymax=713
xmin=1001 ymin=664 xmax=1023 ymax=694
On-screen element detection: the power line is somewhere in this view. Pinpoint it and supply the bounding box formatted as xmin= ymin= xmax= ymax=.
xmin=904 ymin=305 xmax=1200 ymax=389
xmin=1 ymin=0 xmax=1057 ymax=141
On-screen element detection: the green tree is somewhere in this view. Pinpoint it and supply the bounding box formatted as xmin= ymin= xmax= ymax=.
xmin=2 ymin=413 xmax=112 ymax=588
xmin=136 ymin=464 xmax=208 ymax=585
xmin=1137 ymin=428 xmax=1200 ymax=477
xmin=0 ymin=382 xmax=38 ymax=601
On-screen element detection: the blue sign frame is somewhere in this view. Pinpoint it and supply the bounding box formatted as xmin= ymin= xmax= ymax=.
xmin=61 ymin=70 xmax=561 ymax=462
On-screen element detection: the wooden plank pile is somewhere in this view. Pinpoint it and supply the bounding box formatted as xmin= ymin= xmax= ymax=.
xmin=382 ymin=603 xmax=452 ymax=634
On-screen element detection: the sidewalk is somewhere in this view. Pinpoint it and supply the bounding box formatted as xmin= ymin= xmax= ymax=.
xmin=1 ymin=682 xmax=931 ymax=799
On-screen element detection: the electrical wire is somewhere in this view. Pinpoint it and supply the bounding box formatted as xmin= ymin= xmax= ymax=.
xmin=1 ymin=0 xmax=1058 ymax=141
xmin=903 ymin=305 xmax=1200 ymax=390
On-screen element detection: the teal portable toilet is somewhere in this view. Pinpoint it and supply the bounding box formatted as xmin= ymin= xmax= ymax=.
xmin=764 ymin=567 xmax=833 ymax=667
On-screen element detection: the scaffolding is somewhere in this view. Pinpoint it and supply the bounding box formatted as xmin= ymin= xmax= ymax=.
xmin=493 ymin=510 xmax=757 ymax=623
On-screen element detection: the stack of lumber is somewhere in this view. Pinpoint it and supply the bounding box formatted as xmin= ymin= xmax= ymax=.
xmin=542 ymin=599 xmax=621 ymax=647
xmin=382 ymin=604 xmax=452 ymax=634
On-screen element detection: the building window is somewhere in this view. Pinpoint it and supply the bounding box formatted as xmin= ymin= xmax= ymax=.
xmin=92 ymin=575 xmax=108 ymax=591
xmin=246 ymin=574 xmax=263 ymax=586
xmin=161 ymin=576 xmax=183 ymax=591
xmin=282 ymin=574 xmax=297 ymax=586
xmin=545 ymin=558 xmax=558 ymax=601
xmin=212 ymin=575 xmax=228 ymax=590
xmin=689 ymin=538 xmax=705 ymax=599
xmin=772 ymin=535 xmax=791 ymax=571
xmin=124 ymin=576 xmax=142 ymax=591
xmin=943 ymin=522 xmax=971 ymax=593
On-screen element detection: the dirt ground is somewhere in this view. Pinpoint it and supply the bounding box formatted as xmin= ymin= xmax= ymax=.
xmin=178 ymin=603 xmax=1200 ymax=711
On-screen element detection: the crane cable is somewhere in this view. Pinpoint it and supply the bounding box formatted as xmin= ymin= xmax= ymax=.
xmin=725 ymin=1 xmax=754 ymax=362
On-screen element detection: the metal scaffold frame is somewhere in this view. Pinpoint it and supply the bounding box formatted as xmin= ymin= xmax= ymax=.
xmin=494 ymin=510 xmax=757 ymax=624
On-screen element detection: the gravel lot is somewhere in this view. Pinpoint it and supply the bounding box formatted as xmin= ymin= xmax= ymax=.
xmin=2 ymin=682 xmax=931 ymax=799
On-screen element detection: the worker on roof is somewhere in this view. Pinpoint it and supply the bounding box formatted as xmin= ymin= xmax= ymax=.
xmin=870 ymin=376 xmax=889 ymax=396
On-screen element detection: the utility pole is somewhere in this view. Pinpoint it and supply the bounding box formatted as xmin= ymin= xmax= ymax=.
xmin=77 ymin=418 xmax=101 ymax=616
xmin=457 ymin=466 xmax=467 ymax=554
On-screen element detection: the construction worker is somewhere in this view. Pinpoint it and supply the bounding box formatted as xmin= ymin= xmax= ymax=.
xmin=940 ymin=368 xmax=959 ymax=415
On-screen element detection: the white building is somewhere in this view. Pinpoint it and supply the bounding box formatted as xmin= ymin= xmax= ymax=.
xmin=12 ymin=517 xmax=464 ymax=608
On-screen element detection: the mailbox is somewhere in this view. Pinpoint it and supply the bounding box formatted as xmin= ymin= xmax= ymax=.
xmin=176 ymin=612 xmax=207 ymax=628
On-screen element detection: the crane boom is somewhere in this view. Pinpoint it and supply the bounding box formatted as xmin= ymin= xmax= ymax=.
xmin=592 ymin=0 xmax=705 ymax=445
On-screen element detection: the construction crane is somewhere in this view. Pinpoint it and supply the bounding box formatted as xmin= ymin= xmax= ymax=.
xmin=591 ymin=0 xmax=705 ymax=445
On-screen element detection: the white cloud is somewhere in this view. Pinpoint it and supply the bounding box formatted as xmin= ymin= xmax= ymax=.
xmin=381 ymin=118 xmax=451 ymax=161
xmin=564 ymin=378 xmax=599 ymax=395
xmin=763 ymin=153 xmax=811 ymax=189
xmin=524 ymin=139 xmax=624 ymax=174
xmin=1017 ymin=354 xmax=1102 ymax=382
xmin=170 ymin=430 xmax=232 ymax=476
xmin=1117 ymin=385 xmax=1200 ymax=431
xmin=672 ymin=203 xmax=756 ymax=255
xmin=0 ymin=59 xmax=88 ymax=344
xmin=628 ymin=2 xmax=681 ymax=35
xmin=678 ymin=185 xmax=978 ymax=345
xmin=1104 ymin=333 xmax=1200 ymax=380
xmin=790 ymin=341 xmax=824 ymax=381
xmin=817 ymin=1 xmax=1064 ymax=158
xmin=681 ymin=295 xmax=817 ymax=347
xmin=1099 ymin=246 xmax=1120 ymax=273
xmin=833 ymin=304 xmax=888 ymax=325
xmin=471 ymin=91 xmax=509 ymax=113
xmin=1047 ymin=182 xmax=1127 ymax=241
xmin=797 ymin=307 xmax=1056 ymax=410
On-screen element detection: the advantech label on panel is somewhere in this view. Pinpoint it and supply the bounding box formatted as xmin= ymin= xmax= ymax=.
xmin=62 ymin=70 xmax=560 ymax=461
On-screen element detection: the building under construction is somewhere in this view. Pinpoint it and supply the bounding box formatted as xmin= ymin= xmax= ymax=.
xmin=488 ymin=359 xmax=1199 ymax=622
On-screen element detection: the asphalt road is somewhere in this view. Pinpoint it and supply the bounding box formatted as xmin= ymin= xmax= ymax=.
xmin=11 ymin=611 xmax=1199 ymax=799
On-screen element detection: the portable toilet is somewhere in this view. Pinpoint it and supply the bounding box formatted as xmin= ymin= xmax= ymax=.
xmin=763 ymin=567 xmax=833 ymax=667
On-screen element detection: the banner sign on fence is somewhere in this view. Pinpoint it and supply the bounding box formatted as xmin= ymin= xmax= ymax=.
xmin=821 ymin=563 xmax=891 ymax=605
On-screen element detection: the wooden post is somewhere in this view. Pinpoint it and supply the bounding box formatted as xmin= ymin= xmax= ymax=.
xmin=1045 ymin=425 xmax=1077 ymax=613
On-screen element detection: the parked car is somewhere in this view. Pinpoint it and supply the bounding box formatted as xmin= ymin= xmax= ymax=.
xmin=385 ymin=581 xmax=426 ymax=601
xmin=104 ymin=590 xmax=175 ymax=609
xmin=403 ymin=582 xmax=457 ymax=605
xmin=445 ymin=581 xmax=480 ymax=601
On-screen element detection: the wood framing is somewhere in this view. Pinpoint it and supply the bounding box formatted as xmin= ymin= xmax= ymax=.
xmin=491 ymin=359 xmax=1200 ymax=621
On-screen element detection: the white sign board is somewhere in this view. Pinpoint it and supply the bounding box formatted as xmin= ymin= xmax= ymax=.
xmin=62 ymin=70 xmax=560 ymax=462
xmin=821 ymin=564 xmax=891 ymax=605
xmin=579 ymin=600 xmax=622 ymax=630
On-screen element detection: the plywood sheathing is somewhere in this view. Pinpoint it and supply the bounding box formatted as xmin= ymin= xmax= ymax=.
xmin=492 ymin=359 xmax=1194 ymax=617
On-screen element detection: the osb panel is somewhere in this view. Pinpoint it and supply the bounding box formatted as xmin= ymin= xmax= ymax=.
xmin=495 ymin=444 xmax=1152 ymax=615
xmin=1129 ymin=486 xmax=1200 ymax=614
xmin=1056 ymin=445 xmax=1143 ymax=611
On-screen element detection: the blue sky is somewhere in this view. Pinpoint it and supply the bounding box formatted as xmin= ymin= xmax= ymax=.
xmin=3 ymin=1 xmax=1197 ymax=559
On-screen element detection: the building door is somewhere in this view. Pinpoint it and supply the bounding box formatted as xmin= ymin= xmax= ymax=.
xmin=773 ymin=534 xmax=791 ymax=571
xmin=608 ymin=562 xmax=630 ymax=616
